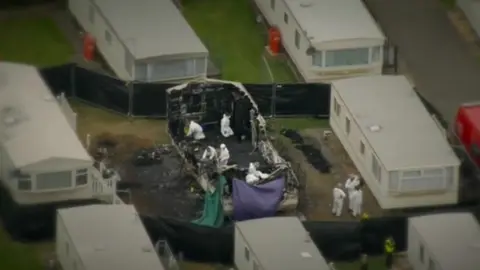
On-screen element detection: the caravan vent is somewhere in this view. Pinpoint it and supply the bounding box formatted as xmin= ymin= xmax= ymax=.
xmin=301 ymin=252 xmax=312 ymax=258
xmin=1 ymin=106 xmax=27 ymax=128
xmin=142 ymin=246 xmax=153 ymax=253
xmin=44 ymin=94 xmax=54 ymax=102
xmin=299 ymin=2 xmax=313 ymax=8
xmin=368 ymin=125 xmax=382 ymax=132
xmin=4 ymin=116 xmax=15 ymax=126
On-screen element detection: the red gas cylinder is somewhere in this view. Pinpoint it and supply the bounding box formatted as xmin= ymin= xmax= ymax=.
xmin=83 ymin=33 xmax=96 ymax=61
xmin=268 ymin=27 xmax=281 ymax=55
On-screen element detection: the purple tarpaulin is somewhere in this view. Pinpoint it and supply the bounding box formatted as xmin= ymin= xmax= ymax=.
xmin=232 ymin=177 xmax=285 ymax=221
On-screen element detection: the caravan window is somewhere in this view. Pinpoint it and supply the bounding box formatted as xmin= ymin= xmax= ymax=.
xmin=89 ymin=5 xmax=95 ymax=24
xmin=194 ymin=57 xmax=206 ymax=76
xmin=244 ymin=247 xmax=250 ymax=261
xmin=325 ymin=48 xmax=369 ymax=67
xmin=371 ymin=46 xmax=381 ymax=62
xmin=294 ymin=30 xmax=300 ymax=49
xmin=371 ymin=154 xmax=381 ymax=181
xmin=75 ymin=169 xmax=88 ymax=186
xmin=150 ymin=59 xmax=193 ymax=81
xmin=345 ymin=117 xmax=351 ymax=134
xmin=17 ymin=174 xmax=32 ymax=191
xmin=36 ymin=171 xmax=72 ymax=190
xmin=135 ymin=63 xmax=148 ymax=81
xmin=65 ymin=242 xmax=70 ymax=256
xmin=419 ymin=243 xmax=425 ymax=263
xmin=360 ymin=141 xmax=365 ymax=155
xmin=105 ymin=30 xmax=112 ymax=44
xmin=312 ymin=51 xmax=323 ymax=67
xmin=125 ymin=51 xmax=133 ymax=76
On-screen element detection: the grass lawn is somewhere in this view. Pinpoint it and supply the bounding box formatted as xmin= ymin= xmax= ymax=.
xmin=0 ymin=3 xmax=315 ymax=270
xmin=182 ymin=0 xmax=297 ymax=83
xmin=335 ymin=256 xmax=386 ymax=270
xmin=0 ymin=229 xmax=48 ymax=270
xmin=440 ymin=0 xmax=456 ymax=9
xmin=0 ymin=14 xmax=73 ymax=270
xmin=70 ymin=100 xmax=168 ymax=144
xmin=269 ymin=117 xmax=329 ymax=131
xmin=0 ymin=16 xmax=72 ymax=269
xmin=0 ymin=16 xmax=73 ymax=67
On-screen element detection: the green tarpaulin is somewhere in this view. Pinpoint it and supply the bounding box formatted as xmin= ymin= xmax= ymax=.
xmin=192 ymin=176 xmax=226 ymax=228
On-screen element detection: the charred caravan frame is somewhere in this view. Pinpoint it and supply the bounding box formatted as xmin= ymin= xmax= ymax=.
xmin=166 ymin=79 xmax=299 ymax=214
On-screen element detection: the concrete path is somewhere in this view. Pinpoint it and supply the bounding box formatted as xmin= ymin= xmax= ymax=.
xmin=364 ymin=0 xmax=480 ymax=124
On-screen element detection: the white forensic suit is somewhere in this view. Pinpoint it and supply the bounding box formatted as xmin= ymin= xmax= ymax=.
xmin=345 ymin=175 xmax=360 ymax=211
xmin=351 ymin=188 xmax=363 ymax=217
xmin=217 ymin=144 xmax=230 ymax=168
xmin=245 ymin=163 xmax=269 ymax=185
xmin=186 ymin=120 xmax=205 ymax=140
xmin=220 ymin=114 xmax=234 ymax=138
xmin=332 ymin=184 xmax=346 ymax=217
xmin=201 ymin=146 xmax=217 ymax=160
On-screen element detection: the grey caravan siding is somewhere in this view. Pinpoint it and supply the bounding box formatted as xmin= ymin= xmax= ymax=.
xmin=69 ymin=0 xmax=209 ymax=82
xmin=68 ymin=0 xmax=133 ymax=79
xmin=254 ymin=0 xmax=384 ymax=82
xmin=408 ymin=213 xmax=480 ymax=270
xmin=235 ymin=217 xmax=330 ymax=270
xmin=255 ymin=0 xmax=311 ymax=80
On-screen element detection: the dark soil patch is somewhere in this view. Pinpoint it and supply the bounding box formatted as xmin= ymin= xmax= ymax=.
xmin=91 ymin=132 xmax=204 ymax=220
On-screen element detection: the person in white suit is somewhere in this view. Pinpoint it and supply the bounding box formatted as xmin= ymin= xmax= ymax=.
xmin=217 ymin=143 xmax=230 ymax=168
xmin=351 ymin=186 xmax=363 ymax=217
xmin=332 ymin=183 xmax=346 ymax=217
xmin=220 ymin=113 xmax=234 ymax=138
xmin=201 ymin=146 xmax=217 ymax=160
xmin=186 ymin=120 xmax=205 ymax=140
xmin=345 ymin=174 xmax=360 ymax=212
xmin=245 ymin=162 xmax=269 ymax=185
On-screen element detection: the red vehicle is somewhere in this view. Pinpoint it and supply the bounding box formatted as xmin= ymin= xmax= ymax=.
xmin=454 ymin=103 xmax=480 ymax=167
xmin=452 ymin=103 xmax=480 ymax=203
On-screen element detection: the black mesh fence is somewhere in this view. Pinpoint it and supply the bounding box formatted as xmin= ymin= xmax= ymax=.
xmin=74 ymin=66 xmax=130 ymax=115
xmin=140 ymin=215 xmax=409 ymax=263
xmin=39 ymin=64 xmax=331 ymax=118
xmin=39 ymin=65 xmax=443 ymax=124
xmin=0 ymin=0 xmax=65 ymax=9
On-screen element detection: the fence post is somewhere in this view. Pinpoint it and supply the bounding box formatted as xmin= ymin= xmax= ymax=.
xmin=128 ymin=81 xmax=134 ymax=118
xmin=271 ymin=83 xmax=277 ymax=118
xmin=165 ymin=86 xmax=169 ymax=119
xmin=394 ymin=46 xmax=399 ymax=74
xmin=70 ymin=64 xmax=76 ymax=98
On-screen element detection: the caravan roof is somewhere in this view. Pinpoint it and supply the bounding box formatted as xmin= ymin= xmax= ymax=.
xmin=284 ymin=0 xmax=384 ymax=44
xmin=0 ymin=62 xmax=91 ymax=169
xmin=92 ymin=0 xmax=208 ymax=59
xmin=236 ymin=217 xmax=330 ymax=270
xmin=409 ymin=213 xmax=480 ymax=270
xmin=332 ymin=75 xmax=460 ymax=170
xmin=58 ymin=204 xmax=165 ymax=270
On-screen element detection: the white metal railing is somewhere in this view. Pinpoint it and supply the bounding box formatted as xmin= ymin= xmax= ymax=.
xmin=155 ymin=240 xmax=180 ymax=270
xmin=91 ymin=162 xmax=123 ymax=204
